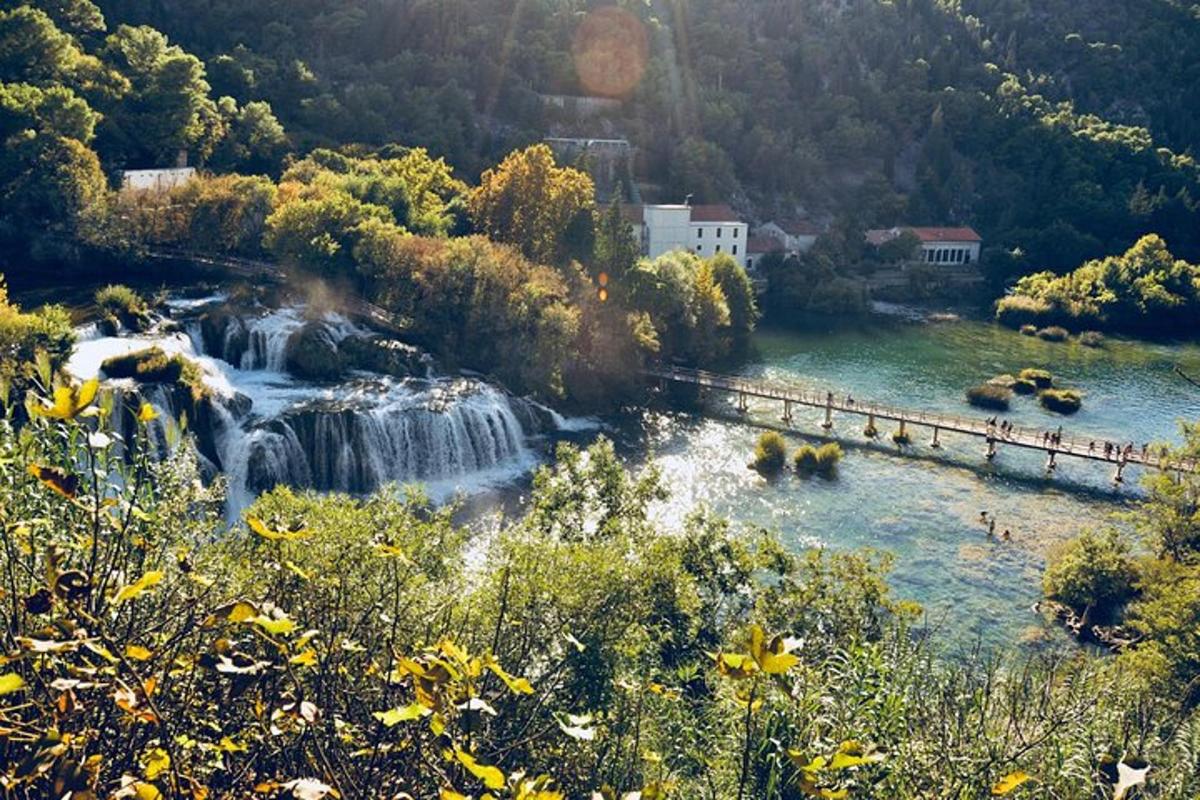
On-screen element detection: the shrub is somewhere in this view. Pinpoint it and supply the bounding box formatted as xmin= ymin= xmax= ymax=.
xmin=95 ymin=284 xmax=151 ymax=332
xmin=1011 ymin=378 xmax=1037 ymax=395
xmin=1079 ymin=330 xmax=1105 ymax=348
xmin=1019 ymin=324 xmax=1038 ymax=336
xmin=1040 ymin=388 xmax=1083 ymax=414
xmin=752 ymin=430 xmax=788 ymax=473
xmin=1036 ymin=325 xmax=1070 ymax=342
xmin=996 ymin=294 xmax=1053 ymax=328
xmin=793 ymin=443 xmax=818 ymax=473
xmin=892 ymin=429 xmax=911 ymax=445
xmin=987 ymin=373 xmax=1017 ymax=388
xmin=814 ymin=442 xmax=843 ymax=475
xmin=966 ymin=384 xmax=1012 ymax=410
xmin=1019 ymin=368 xmax=1053 ymax=388
xmin=1044 ymin=529 xmax=1136 ymax=618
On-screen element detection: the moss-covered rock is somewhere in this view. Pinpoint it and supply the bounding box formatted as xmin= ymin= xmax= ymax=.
xmin=1040 ymin=388 xmax=1083 ymax=414
xmin=284 ymin=321 xmax=345 ymax=382
xmin=199 ymin=310 xmax=249 ymax=365
xmin=966 ymin=384 xmax=1012 ymax=410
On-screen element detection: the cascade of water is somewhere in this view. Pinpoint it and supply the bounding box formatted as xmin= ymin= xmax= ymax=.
xmin=69 ymin=301 xmax=574 ymax=519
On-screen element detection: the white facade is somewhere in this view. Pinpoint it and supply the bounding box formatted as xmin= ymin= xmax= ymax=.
xmin=120 ymin=167 xmax=196 ymax=193
xmin=917 ymin=239 xmax=981 ymax=265
xmin=634 ymin=204 xmax=750 ymax=268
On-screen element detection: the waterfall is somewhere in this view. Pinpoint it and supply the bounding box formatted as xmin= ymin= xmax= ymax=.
xmin=70 ymin=302 xmax=566 ymax=519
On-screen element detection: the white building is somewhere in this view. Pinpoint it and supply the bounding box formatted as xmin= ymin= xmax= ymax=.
xmin=865 ymin=226 xmax=982 ymax=265
xmin=626 ymin=203 xmax=750 ymax=268
xmin=120 ymin=167 xmax=197 ymax=193
xmin=758 ymin=220 xmax=820 ymax=254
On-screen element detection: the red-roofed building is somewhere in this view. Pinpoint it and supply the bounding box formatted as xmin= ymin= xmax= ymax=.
xmin=746 ymin=235 xmax=784 ymax=272
xmin=757 ymin=220 xmax=821 ymax=255
xmin=865 ymin=226 xmax=982 ymax=265
xmin=625 ymin=202 xmax=750 ymax=267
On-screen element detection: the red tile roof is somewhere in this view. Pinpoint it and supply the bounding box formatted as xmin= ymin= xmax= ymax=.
xmin=748 ymin=235 xmax=784 ymax=254
xmin=865 ymin=226 xmax=981 ymax=245
xmin=779 ymin=220 xmax=820 ymax=236
xmin=689 ymin=204 xmax=740 ymax=223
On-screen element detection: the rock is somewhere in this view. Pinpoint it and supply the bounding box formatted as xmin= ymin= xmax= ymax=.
xmin=200 ymin=310 xmax=249 ymax=365
xmin=340 ymin=334 xmax=432 ymax=378
xmin=283 ymin=321 xmax=345 ymax=382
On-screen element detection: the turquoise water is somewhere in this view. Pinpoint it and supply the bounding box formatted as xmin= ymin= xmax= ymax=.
xmin=611 ymin=316 xmax=1200 ymax=648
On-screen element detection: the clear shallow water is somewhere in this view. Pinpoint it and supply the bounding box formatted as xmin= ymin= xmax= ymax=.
xmin=609 ymin=316 xmax=1200 ymax=648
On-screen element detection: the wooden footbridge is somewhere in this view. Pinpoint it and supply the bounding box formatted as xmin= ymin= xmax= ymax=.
xmin=648 ymin=366 xmax=1198 ymax=481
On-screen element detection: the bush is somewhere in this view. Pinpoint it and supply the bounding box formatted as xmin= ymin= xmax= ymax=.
xmin=753 ymin=430 xmax=788 ymax=473
xmin=793 ymin=443 xmax=818 ymax=473
xmin=1019 ymin=324 xmax=1038 ymax=336
xmin=996 ymin=294 xmax=1054 ymax=328
xmin=95 ymin=284 xmax=151 ymax=332
xmin=1019 ymin=368 xmax=1053 ymax=388
xmin=814 ymin=442 xmax=843 ymax=475
xmin=1036 ymin=325 xmax=1070 ymax=342
xmin=966 ymin=384 xmax=1012 ymax=410
xmin=1044 ymin=529 xmax=1136 ymax=618
xmin=1039 ymin=388 xmax=1083 ymax=414
xmin=1079 ymin=330 xmax=1105 ymax=348
xmin=988 ymin=373 xmax=1017 ymax=388
xmin=1011 ymin=378 xmax=1037 ymax=395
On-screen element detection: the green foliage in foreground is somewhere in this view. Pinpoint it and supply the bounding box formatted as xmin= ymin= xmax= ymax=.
xmin=3 ymin=381 xmax=1200 ymax=797
xmin=998 ymin=235 xmax=1200 ymax=335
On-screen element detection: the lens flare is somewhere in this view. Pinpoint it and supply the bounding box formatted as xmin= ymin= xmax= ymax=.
xmin=572 ymin=6 xmax=649 ymax=99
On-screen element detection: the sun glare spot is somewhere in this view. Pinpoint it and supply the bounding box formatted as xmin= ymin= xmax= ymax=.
xmin=572 ymin=6 xmax=649 ymax=98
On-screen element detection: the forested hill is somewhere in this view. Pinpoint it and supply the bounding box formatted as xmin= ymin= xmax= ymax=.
xmin=7 ymin=0 xmax=1200 ymax=281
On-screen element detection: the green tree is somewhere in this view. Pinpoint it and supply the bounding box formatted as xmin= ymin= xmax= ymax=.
xmin=592 ymin=197 xmax=639 ymax=284
xmin=1043 ymin=528 xmax=1136 ymax=618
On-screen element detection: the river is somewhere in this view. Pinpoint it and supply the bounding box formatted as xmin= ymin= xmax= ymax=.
xmin=606 ymin=309 xmax=1200 ymax=648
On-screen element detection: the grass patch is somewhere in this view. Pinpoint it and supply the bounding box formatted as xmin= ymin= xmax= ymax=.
xmin=1036 ymin=325 xmax=1070 ymax=342
xmin=752 ymin=431 xmax=788 ymax=474
xmin=1011 ymin=378 xmax=1037 ymax=395
xmin=1019 ymin=324 xmax=1038 ymax=336
xmin=988 ymin=373 xmax=1017 ymax=388
xmin=996 ymin=294 xmax=1054 ymax=328
xmin=1019 ymin=368 xmax=1053 ymax=389
xmin=1079 ymin=330 xmax=1105 ymax=348
xmin=1039 ymin=388 xmax=1083 ymax=414
xmin=966 ymin=383 xmax=1012 ymax=410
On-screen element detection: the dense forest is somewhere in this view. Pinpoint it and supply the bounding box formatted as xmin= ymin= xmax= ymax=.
xmin=6 ymin=0 xmax=1200 ymax=286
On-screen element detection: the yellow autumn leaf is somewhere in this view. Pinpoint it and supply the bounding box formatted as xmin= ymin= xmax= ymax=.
xmin=749 ymin=624 xmax=800 ymax=674
xmin=373 ymin=703 xmax=431 ymax=726
xmin=440 ymin=790 xmax=468 ymax=800
xmin=125 ymin=645 xmax=154 ymax=661
xmin=455 ymin=747 xmax=505 ymax=790
xmin=27 ymin=464 xmax=80 ymax=499
xmin=113 ymin=571 xmax=165 ymax=604
xmin=30 ymin=379 xmax=99 ymax=420
xmin=249 ymin=614 xmax=295 ymax=636
xmin=289 ymin=649 xmax=318 ymax=667
xmin=0 ymin=672 xmax=27 ymax=696
xmin=142 ymin=747 xmax=170 ymax=780
xmin=484 ymin=655 xmax=534 ymax=695
xmin=245 ymin=514 xmax=307 ymax=541
xmin=284 ymin=560 xmax=311 ymax=580
xmin=992 ymin=771 xmax=1034 ymax=795
xmin=134 ymin=782 xmax=163 ymax=800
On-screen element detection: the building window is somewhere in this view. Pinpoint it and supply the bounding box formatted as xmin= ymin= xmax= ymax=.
xmin=732 ymin=244 xmax=738 ymax=255
xmin=733 ymin=228 xmax=739 ymax=238
xmin=716 ymin=244 xmax=721 ymax=253
xmin=697 ymin=228 xmax=703 ymax=238
xmin=964 ymin=250 xmax=972 ymax=264
xmin=716 ymin=227 xmax=722 ymax=238
xmin=697 ymin=245 xmax=702 ymax=252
